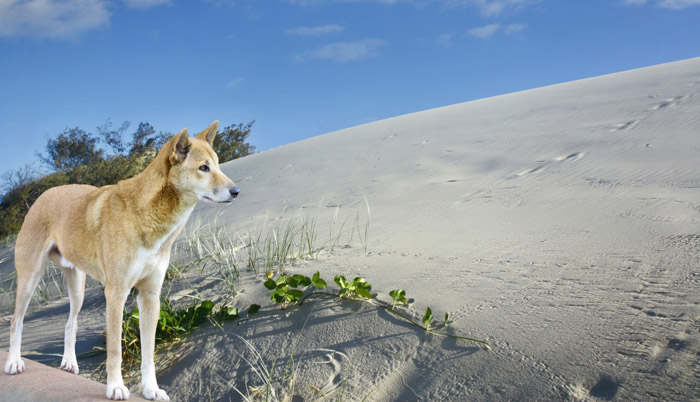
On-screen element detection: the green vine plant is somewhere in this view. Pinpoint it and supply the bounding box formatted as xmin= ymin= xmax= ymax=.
xmin=264 ymin=272 xmax=491 ymax=349
xmin=86 ymin=298 xmax=261 ymax=373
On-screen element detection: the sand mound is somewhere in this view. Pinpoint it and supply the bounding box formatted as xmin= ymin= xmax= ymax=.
xmin=2 ymin=57 xmax=699 ymax=401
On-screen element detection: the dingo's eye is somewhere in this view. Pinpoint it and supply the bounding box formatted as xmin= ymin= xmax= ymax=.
xmin=199 ymin=165 xmax=210 ymax=172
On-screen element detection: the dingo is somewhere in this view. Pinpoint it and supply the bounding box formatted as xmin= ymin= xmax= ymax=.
xmin=4 ymin=121 xmax=239 ymax=400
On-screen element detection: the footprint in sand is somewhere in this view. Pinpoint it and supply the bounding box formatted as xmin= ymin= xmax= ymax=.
xmin=304 ymin=348 xmax=348 ymax=396
xmin=651 ymin=95 xmax=691 ymax=110
xmin=610 ymin=120 xmax=638 ymax=132
xmin=512 ymin=152 xmax=584 ymax=178
xmin=566 ymin=375 xmax=621 ymax=401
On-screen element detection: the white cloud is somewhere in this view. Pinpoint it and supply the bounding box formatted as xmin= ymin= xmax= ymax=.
xmin=445 ymin=0 xmax=539 ymax=17
xmin=123 ymin=0 xmax=172 ymax=9
xmin=0 ymin=0 xmax=111 ymax=39
xmin=656 ymin=0 xmax=700 ymax=8
xmin=622 ymin=0 xmax=700 ymax=7
xmin=286 ymin=24 xmax=345 ymax=36
xmin=297 ymin=39 xmax=387 ymax=63
xmin=467 ymin=23 xmax=501 ymax=38
xmin=504 ymin=23 xmax=527 ymax=34
xmin=467 ymin=22 xmax=526 ymax=39
xmin=285 ymin=0 xmax=539 ymax=16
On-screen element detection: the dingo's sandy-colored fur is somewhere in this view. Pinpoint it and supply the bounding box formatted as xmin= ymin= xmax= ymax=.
xmin=4 ymin=122 xmax=240 ymax=400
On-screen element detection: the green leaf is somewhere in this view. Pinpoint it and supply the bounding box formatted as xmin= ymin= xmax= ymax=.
xmin=334 ymin=275 xmax=348 ymax=289
xmin=444 ymin=312 xmax=450 ymax=326
xmin=290 ymin=274 xmax=311 ymax=287
xmin=264 ymin=278 xmax=277 ymax=290
xmin=312 ymin=272 xmax=327 ymax=289
xmin=350 ymin=277 xmax=371 ymax=293
xmin=355 ymin=288 xmax=372 ymax=299
xmin=389 ymin=289 xmax=405 ymax=301
xmin=298 ymin=275 xmax=312 ymax=287
xmin=287 ymin=289 xmax=305 ymax=301
xmin=271 ymin=288 xmax=286 ymax=303
xmin=422 ymin=307 xmax=433 ymax=329
xmin=286 ymin=276 xmax=299 ymax=288
xmin=218 ymin=306 xmax=239 ymax=320
xmin=276 ymin=275 xmax=288 ymax=287
xmin=201 ymin=300 xmax=215 ymax=312
xmin=248 ymin=304 xmax=261 ymax=315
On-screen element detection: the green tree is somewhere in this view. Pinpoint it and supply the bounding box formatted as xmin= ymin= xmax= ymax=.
xmin=0 ymin=171 xmax=70 ymax=237
xmin=97 ymin=119 xmax=130 ymax=155
xmin=39 ymin=127 xmax=104 ymax=172
xmin=213 ymin=121 xmax=256 ymax=163
xmin=69 ymin=155 xmax=148 ymax=188
xmin=129 ymin=122 xmax=170 ymax=157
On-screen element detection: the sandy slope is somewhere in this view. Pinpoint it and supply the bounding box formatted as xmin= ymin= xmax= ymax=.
xmin=2 ymin=58 xmax=700 ymax=401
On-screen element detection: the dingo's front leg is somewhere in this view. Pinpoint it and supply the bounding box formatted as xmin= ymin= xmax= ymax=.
xmin=136 ymin=287 xmax=169 ymax=401
xmin=105 ymin=286 xmax=131 ymax=400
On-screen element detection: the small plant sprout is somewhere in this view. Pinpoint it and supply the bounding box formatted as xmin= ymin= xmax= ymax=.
xmin=422 ymin=307 xmax=433 ymax=331
xmin=443 ymin=312 xmax=452 ymax=327
xmin=311 ymin=271 xmax=327 ymax=289
xmin=264 ymin=274 xmax=309 ymax=309
xmin=389 ymin=289 xmax=408 ymax=310
xmin=335 ymin=275 xmax=372 ymax=300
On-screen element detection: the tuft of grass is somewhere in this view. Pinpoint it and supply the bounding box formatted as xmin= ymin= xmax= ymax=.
xmin=90 ymin=297 xmax=246 ymax=373
xmin=32 ymin=262 xmax=65 ymax=305
xmin=0 ymin=269 xmax=17 ymax=310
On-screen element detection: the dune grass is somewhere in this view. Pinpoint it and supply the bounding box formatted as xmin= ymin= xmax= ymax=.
xmin=175 ymin=202 xmax=371 ymax=298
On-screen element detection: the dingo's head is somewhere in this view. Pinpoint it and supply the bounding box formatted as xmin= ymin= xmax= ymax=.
xmin=165 ymin=121 xmax=240 ymax=204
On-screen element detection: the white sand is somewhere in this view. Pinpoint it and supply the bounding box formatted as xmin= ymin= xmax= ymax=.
xmin=2 ymin=57 xmax=699 ymax=401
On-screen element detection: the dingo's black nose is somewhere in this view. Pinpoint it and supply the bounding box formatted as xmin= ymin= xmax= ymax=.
xmin=229 ymin=186 xmax=241 ymax=198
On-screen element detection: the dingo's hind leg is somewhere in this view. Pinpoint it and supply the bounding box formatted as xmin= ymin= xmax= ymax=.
xmin=57 ymin=262 xmax=86 ymax=375
xmin=4 ymin=240 xmax=50 ymax=375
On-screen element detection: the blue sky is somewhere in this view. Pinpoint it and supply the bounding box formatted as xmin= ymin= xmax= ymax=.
xmin=1 ymin=0 xmax=699 ymax=177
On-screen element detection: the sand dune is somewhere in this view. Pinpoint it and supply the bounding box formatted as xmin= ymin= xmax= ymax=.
xmin=2 ymin=57 xmax=700 ymax=401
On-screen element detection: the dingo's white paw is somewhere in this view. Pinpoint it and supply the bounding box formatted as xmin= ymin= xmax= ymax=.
xmin=4 ymin=357 xmax=25 ymax=375
xmin=143 ymin=387 xmax=170 ymax=401
xmin=106 ymin=384 xmax=131 ymax=400
xmin=60 ymin=358 xmax=79 ymax=374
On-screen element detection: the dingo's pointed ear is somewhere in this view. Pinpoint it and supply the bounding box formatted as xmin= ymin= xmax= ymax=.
xmin=170 ymin=128 xmax=191 ymax=165
xmin=196 ymin=121 xmax=218 ymax=146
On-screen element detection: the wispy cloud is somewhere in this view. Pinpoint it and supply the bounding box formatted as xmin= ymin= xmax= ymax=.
xmin=622 ymin=0 xmax=700 ymax=7
xmin=226 ymin=77 xmax=245 ymax=90
xmin=0 ymin=0 xmax=112 ymax=39
xmin=286 ymin=0 xmax=539 ymax=16
xmin=467 ymin=23 xmax=527 ymax=38
xmin=467 ymin=23 xmax=501 ymax=38
xmin=286 ymin=24 xmax=345 ymax=36
xmin=296 ymin=39 xmax=387 ymax=63
xmin=504 ymin=23 xmax=527 ymax=34
xmin=444 ymin=0 xmax=540 ymax=17
xmin=123 ymin=0 xmax=172 ymax=9
xmin=436 ymin=33 xmax=453 ymax=48
xmin=656 ymin=0 xmax=700 ymax=8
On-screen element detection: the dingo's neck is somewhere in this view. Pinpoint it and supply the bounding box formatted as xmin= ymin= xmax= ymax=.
xmin=116 ymin=158 xmax=197 ymax=249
